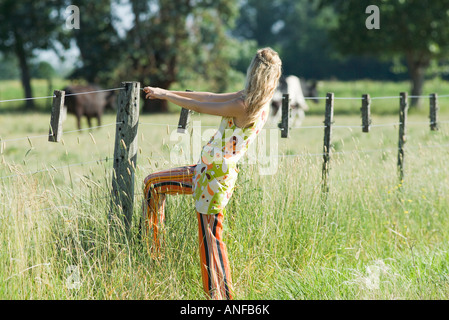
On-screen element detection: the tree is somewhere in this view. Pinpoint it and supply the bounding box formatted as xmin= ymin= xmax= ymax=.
xmin=318 ymin=0 xmax=449 ymax=107
xmin=233 ymin=0 xmax=401 ymax=81
xmin=115 ymin=0 xmax=240 ymax=113
xmin=233 ymin=0 xmax=292 ymax=47
xmin=0 ymin=0 xmax=68 ymax=109
xmin=272 ymin=0 xmax=336 ymax=80
xmin=66 ymin=0 xmax=122 ymax=86
xmin=0 ymin=53 xmax=20 ymax=80
xmin=31 ymin=61 xmax=57 ymax=108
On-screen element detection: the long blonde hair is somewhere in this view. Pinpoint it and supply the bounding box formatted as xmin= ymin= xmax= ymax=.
xmin=242 ymin=47 xmax=282 ymax=127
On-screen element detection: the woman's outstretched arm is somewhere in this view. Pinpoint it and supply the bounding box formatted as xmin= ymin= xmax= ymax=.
xmin=143 ymin=86 xmax=244 ymax=118
xmin=167 ymin=90 xmax=244 ymax=103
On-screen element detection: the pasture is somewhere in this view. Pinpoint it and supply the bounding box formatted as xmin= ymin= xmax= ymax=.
xmin=1 ymin=78 xmax=449 ymax=299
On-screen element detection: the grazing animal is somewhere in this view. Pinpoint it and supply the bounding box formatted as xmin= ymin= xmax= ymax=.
xmin=270 ymin=75 xmax=318 ymax=127
xmin=62 ymin=84 xmax=116 ymax=129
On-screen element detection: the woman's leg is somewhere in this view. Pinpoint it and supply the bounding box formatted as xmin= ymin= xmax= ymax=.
xmin=142 ymin=165 xmax=196 ymax=252
xmin=197 ymin=210 xmax=233 ymax=300
xmin=143 ymin=164 xmax=233 ymax=299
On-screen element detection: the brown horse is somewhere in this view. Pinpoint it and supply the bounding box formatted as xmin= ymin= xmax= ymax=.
xmin=62 ymin=84 xmax=116 ymax=129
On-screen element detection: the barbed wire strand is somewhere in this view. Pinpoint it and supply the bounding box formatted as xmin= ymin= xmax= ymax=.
xmin=0 ymin=87 xmax=124 ymax=104
xmin=1 ymin=117 xmax=446 ymax=146
xmin=1 ymin=87 xmax=448 ymax=179
xmin=3 ymin=140 xmax=447 ymax=181
xmin=0 ymin=157 xmax=110 ymax=180
xmin=64 ymin=87 xmax=124 ymax=97
xmin=63 ymin=122 xmax=122 ymax=134
xmin=0 ymin=95 xmax=56 ymax=103
xmin=273 ymin=141 xmax=449 ymax=159
xmin=4 ymin=86 xmax=449 ymax=104
xmin=0 ymin=122 xmax=123 ymax=143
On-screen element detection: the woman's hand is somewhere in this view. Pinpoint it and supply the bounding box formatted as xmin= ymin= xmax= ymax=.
xmin=143 ymin=86 xmax=167 ymax=100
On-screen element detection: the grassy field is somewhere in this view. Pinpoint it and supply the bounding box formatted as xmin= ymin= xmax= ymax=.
xmin=1 ymin=78 xmax=449 ymax=299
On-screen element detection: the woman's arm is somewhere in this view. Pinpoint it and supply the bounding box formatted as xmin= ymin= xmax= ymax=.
xmin=143 ymin=86 xmax=244 ymax=118
xmin=168 ymin=90 xmax=244 ymax=103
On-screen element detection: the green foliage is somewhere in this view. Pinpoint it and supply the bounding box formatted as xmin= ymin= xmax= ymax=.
xmin=318 ymin=0 xmax=449 ymax=105
xmin=117 ymin=0 xmax=242 ymax=91
xmin=0 ymin=0 xmax=69 ymax=108
xmin=30 ymin=61 xmax=56 ymax=79
xmin=233 ymin=0 xmax=400 ymax=80
xmin=0 ymin=0 xmax=68 ymax=54
xmin=66 ymin=0 xmax=122 ymax=85
xmin=319 ymin=0 xmax=449 ymax=59
xmin=0 ymin=53 xmax=19 ymax=80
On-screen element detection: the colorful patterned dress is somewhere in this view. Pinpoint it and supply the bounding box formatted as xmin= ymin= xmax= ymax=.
xmin=192 ymin=106 xmax=269 ymax=214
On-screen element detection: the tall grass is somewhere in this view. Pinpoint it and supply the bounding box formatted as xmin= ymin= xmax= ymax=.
xmin=1 ymin=145 xmax=448 ymax=299
xmin=1 ymin=96 xmax=449 ymax=299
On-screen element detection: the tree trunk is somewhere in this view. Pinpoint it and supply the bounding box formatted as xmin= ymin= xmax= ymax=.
xmin=13 ymin=29 xmax=34 ymax=109
xmin=141 ymin=80 xmax=171 ymax=113
xmin=406 ymin=53 xmax=430 ymax=109
xmin=142 ymin=97 xmax=169 ymax=113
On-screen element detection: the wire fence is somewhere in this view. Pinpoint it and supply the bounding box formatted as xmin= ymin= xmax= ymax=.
xmin=4 ymin=87 xmax=449 ymax=104
xmin=0 ymin=87 xmax=125 ymax=104
xmin=1 ymin=86 xmax=448 ymax=182
xmin=3 ymin=118 xmax=448 ymax=145
xmin=2 ymin=86 xmax=449 ymax=221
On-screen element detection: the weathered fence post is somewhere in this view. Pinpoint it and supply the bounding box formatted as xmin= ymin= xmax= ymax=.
xmin=111 ymin=81 xmax=140 ymax=233
xmin=322 ymin=92 xmax=334 ymax=193
xmin=177 ymin=90 xmax=192 ymax=134
xmin=280 ymin=94 xmax=289 ymax=138
xmin=177 ymin=108 xmax=190 ymax=134
xmin=398 ymin=92 xmax=408 ymax=182
xmin=48 ymin=90 xmax=65 ymax=142
xmin=361 ymin=94 xmax=371 ymax=133
xmin=429 ymin=93 xmax=439 ymax=131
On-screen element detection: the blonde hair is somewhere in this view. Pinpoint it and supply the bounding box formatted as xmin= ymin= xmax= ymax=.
xmin=242 ymin=47 xmax=282 ymax=127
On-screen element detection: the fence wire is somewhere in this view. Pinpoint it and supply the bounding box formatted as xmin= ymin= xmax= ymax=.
xmin=0 ymin=87 xmax=124 ymax=104
xmin=3 ymin=86 xmax=449 ymax=104
xmin=0 ymin=157 xmax=111 ymax=180
xmin=0 ymin=122 xmax=122 ymax=144
xmin=1 ymin=86 xmax=449 ymax=182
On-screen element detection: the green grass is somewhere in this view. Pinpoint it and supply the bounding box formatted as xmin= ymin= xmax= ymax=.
xmin=1 ymin=79 xmax=449 ymax=299
xmin=0 ymin=78 xmax=73 ymax=112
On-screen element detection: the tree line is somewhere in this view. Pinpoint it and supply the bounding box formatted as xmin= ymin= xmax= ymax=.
xmin=1 ymin=0 xmax=449 ymax=111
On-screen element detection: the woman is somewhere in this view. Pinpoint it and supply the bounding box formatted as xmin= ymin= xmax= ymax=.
xmin=142 ymin=47 xmax=282 ymax=300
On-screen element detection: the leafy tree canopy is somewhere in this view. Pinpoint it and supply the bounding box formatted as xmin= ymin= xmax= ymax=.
xmin=318 ymin=0 xmax=449 ymax=106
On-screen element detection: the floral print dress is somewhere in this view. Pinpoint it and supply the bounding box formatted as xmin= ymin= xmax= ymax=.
xmin=192 ymin=106 xmax=269 ymax=214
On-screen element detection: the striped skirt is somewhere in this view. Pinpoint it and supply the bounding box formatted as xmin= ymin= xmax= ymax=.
xmin=143 ymin=165 xmax=233 ymax=300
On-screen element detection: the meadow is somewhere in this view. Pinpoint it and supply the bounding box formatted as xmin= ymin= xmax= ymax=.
xmin=1 ymin=78 xmax=449 ymax=299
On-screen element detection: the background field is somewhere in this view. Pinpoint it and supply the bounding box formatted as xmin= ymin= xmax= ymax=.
xmin=1 ymin=79 xmax=449 ymax=299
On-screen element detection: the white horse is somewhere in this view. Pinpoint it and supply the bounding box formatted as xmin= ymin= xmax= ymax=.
xmin=270 ymin=75 xmax=317 ymax=127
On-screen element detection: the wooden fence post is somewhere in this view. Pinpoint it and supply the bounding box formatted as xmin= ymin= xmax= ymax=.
xmin=361 ymin=94 xmax=371 ymax=133
xmin=177 ymin=90 xmax=192 ymax=134
xmin=281 ymin=94 xmax=289 ymax=138
xmin=48 ymin=90 xmax=65 ymax=142
xmin=177 ymin=108 xmax=190 ymax=134
xmin=398 ymin=92 xmax=408 ymax=182
xmin=322 ymin=92 xmax=334 ymax=193
xmin=429 ymin=93 xmax=439 ymax=131
xmin=111 ymin=81 xmax=140 ymax=233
